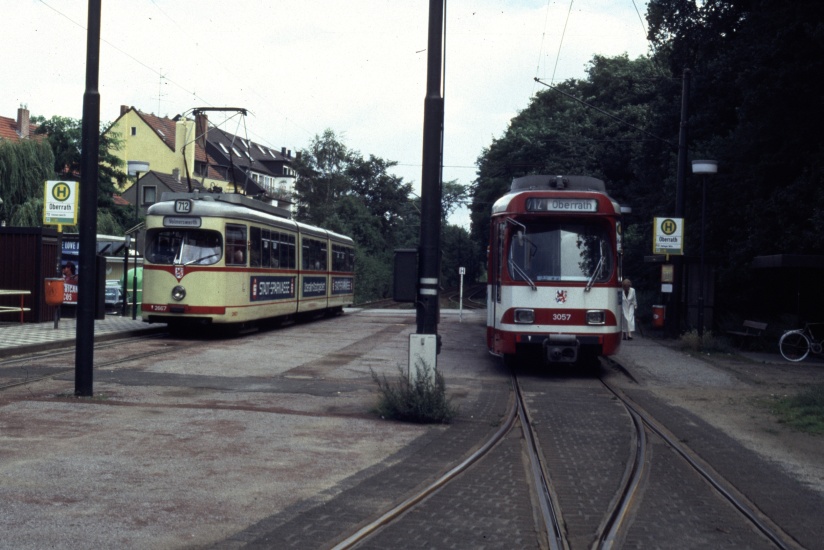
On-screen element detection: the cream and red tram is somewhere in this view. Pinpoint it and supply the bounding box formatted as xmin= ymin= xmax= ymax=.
xmin=142 ymin=192 xmax=354 ymax=329
xmin=487 ymin=175 xmax=623 ymax=365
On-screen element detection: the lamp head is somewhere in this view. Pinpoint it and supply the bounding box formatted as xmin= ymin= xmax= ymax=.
xmin=691 ymin=159 xmax=718 ymax=175
xmin=127 ymin=160 xmax=150 ymax=176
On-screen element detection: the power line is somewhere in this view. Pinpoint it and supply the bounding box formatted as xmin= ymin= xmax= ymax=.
xmin=533 ymin=77 xmax=673 ymax=147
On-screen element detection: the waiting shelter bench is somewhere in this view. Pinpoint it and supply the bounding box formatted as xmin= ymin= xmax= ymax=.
xmin=0 ymin=290 xmax=32 ymax=324
xmin=727 ymin=320 xmax=768 ymax=348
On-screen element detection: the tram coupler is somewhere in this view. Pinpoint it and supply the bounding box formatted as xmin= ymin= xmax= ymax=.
xmin=543 ymin=334 xmax=579 ymax=363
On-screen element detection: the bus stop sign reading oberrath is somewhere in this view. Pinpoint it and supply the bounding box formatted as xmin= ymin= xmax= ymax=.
xmin=43 ymin=180 xmax=79 ymax=227
xmin=653 ymin=217 xmax=684 ymax=255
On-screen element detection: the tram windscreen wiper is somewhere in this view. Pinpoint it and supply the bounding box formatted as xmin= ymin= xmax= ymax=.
xmin=509 ymin=259 xmax=537 ymax=291
xmin=584 ymin=244 xmax=606 ymax=292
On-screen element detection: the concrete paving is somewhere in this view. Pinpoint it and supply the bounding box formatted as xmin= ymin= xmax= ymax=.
xmin=0 ymin=311 xmax=821 ymax=549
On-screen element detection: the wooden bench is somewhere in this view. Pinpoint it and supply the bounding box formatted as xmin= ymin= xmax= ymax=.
xmin=727 ymin=320 xmax=768 ymax=348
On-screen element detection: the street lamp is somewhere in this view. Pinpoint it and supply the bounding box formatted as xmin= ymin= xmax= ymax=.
xmin=122 ymin=234 xmax=131 ymax=316
xmin=692 ymin=159 xmax=717 ymax=338
xmin=127 ymin=161 xmax=149 ymax=320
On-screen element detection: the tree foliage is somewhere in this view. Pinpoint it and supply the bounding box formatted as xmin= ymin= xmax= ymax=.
xmin=36 ymin=116 xmax=128 ymax=209
xmin=294 ymin=130 xmax=418 ymax=302
xmin=1 ymin=116 xmax=130 ymax=231
xmin=294 ymin=130 xmax=476 ymax=303
xmin=470 ymin=0 xmax=824 ymax=324
xmin=0 ymin=139 xmax=54 ymax=225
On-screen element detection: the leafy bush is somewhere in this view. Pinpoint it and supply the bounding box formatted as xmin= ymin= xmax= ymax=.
xmin=371 ymin=363 xmax=457 ymax=424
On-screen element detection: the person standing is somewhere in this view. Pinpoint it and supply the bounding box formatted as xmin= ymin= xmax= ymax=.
xmin=622 ymin=278 xmax=638 ymax=340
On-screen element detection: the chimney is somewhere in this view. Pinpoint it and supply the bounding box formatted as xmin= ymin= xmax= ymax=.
xmin=195 ymin=113 xmax=208 ymax=149
xmin=281 ymin=147 xmax=286 ymax=156
xmin=172 ymin=168 xmax=180 ymax=182
xmin=120 ymin=105 xmax=130 ymax=116
xmin=17 ymin=107 xmax=30 ymax=139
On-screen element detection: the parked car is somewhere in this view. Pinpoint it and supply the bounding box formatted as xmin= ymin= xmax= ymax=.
xmin=105 ymin=285 xmax=124 ymax=314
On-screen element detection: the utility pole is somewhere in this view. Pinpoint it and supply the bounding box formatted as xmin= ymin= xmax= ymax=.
xmin=669 ymin=68 xmax=690 ymax=338
xmin=410 ymin=0 xmax=445 ymax=377
xmin=75 ymin=0 xmax=102 ymax=397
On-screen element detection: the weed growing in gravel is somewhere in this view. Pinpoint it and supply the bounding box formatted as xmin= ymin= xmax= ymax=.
xmin=370 ymin=362 xmax=457 ymax=424
xmin=675 ymin=329 xmax=728 ymax=353
xmin=770 ymin=384 xmax=824 ymax=434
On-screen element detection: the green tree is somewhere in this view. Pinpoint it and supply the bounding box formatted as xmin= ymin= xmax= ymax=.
xmin=470 ymin=54 xmax=667 ymax=289
xmin=0 ymin=139 xmax=55 ymax=225
xmin=647 ymin=0 xmax=824 ymax=319
xmin=36 ymin=116 xmax=127 ymax=209
xmin=294 ymin=130 xmax=418 ymax=302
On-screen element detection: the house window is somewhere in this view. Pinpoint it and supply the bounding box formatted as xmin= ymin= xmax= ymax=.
xmin=142 ymin=186 xmax=157 ymax=206
xmin=131 ymin=127 xmax=137 ymax=136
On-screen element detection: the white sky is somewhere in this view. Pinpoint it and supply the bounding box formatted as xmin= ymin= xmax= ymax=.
xmin=4 ymin=0 xmax=650 ymax=227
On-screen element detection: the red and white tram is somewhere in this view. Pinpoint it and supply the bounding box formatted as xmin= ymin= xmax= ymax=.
xmin=486 ymin=175 xmax=623 ymax=365
xmin=141 ymin=192 xmax=354 ymax=330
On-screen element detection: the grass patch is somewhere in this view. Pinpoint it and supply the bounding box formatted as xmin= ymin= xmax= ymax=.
xmin=770 ymin=384 xmax=824 ymax=434
xmin=371 ymin=363 xmax=457 ymax=424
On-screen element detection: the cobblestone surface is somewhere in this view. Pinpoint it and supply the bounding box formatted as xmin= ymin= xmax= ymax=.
xmin=620 ymin=386 xmax=823 ymax=549
xmin=621 ymin=434 xmax=775 ymax=549
xmin=522 ymin=375 xmax=633 ymax=549
xmin=360 ymin=429 xmax=541 ymax=549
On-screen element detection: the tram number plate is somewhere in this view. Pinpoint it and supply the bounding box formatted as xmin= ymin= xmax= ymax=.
xmin=552 ymin=313 xmax=572 ymax=322
xmin=174 ymin=199 xmax=192 ymax=213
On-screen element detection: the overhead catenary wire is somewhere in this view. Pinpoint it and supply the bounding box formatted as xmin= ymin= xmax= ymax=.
xmin=533 ymin=77 xmax=673 ymax=148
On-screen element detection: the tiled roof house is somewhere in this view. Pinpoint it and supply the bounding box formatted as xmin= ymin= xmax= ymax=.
xmin=196 ymin=112 xmax=296 ymax=212
xmin=0 ymin=106 xmax=40 ymax=142
xmin=106 ymin=106 xmax=295 ymax=215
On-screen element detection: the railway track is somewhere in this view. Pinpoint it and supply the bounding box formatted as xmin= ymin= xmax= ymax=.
xmin=0 ymin=332 xmax=196 ymax=393
xmin=331 ymin=360 xmax=803 ymax=549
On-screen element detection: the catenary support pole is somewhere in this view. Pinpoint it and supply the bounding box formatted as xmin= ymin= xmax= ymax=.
xmin=75 ymin=0 xmax=102 ymax=397
xmin=669 ymin=68 xmax=690 ymax=338
xmin=416 ymin=0 xmax=445 ymax=339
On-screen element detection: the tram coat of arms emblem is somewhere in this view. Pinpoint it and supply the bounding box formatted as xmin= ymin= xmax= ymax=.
xmin=555 ymin=290 xmax=567 ymax=304
xmin=175 ymin=266 xmax=184 ymax=281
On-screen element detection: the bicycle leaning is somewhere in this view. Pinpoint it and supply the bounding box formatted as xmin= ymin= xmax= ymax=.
xmin=779 ymin=323 xmax=824 ymax=362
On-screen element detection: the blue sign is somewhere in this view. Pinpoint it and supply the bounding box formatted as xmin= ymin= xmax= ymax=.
xmin=302 ymin=276 xmax=327 ymax=297
xmin=331 ymin=277 xmax=353 ymax=295
xmin=250 ymin=276 xmax=295 ymax=302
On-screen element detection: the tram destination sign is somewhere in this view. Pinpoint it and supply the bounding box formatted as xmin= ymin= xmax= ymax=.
xmin=164 ymin=216 xmax=202 ymax=228
xmin=526 ymin=197 xmax=597 ymax=213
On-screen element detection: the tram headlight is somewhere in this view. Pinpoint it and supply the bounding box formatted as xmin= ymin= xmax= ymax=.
xmin=171 ymin=285 xmax=186 ymax=301
xmin=586 ymin=310 xmax=605 ymax=325
xmin=514 ymin=309 xmax=535 ymax=324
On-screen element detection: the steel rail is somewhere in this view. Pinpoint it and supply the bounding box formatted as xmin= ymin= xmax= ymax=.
xmin=331 ymin=383 xmax=518 ymax=550
xmin=601 ymin=377 xmax=799 ymax=550
xmin=596 ymin=387 xmax=648 ymax=550
xmin=513 ymin=374 xmax=568 ymax=550
xmin=0 ymin=336 xmax=191 ymax=392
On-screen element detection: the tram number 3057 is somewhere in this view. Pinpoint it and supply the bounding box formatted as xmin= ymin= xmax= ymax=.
xmin=553 ymin=313 xmax=572 ymax=321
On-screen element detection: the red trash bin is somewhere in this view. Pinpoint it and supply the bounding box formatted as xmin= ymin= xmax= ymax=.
xmin=652 ymin=304 xmax=666 ymax=327
xmin=44 ymin=278 xmax=65 ymax=306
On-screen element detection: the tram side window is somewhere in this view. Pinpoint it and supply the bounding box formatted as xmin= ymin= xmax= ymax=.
xmin=332 ymin=244 xmax=354 ymax=272
xmin=275 ymin=232 xmax=296 ymax=269
xmin=226 ymin=224 xmax=247 ymax=266
xmin=302 ymin=237 xmax=327 ymax=271
xmin=250 ymin=226 xmax=262 ymax=267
